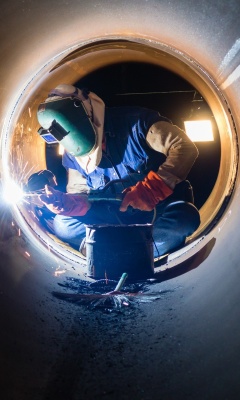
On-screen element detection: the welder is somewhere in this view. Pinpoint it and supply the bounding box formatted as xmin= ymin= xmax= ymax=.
xmin=35 ymin=83 xmax=200 ymax=257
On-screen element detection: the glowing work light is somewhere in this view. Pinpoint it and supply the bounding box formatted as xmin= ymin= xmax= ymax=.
xmin=184 ymin=120 xmax=214 ymax=142
xmin=184 ymin=91 xmax=214 ymax=142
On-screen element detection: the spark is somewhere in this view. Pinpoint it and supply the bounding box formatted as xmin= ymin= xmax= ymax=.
xmin=23 ymin=198 xmax=31 ymax=205
xmin=25 ymin=251 xmax=30 ymax=257
xmin=54 ymin=263 xmax=67 ymax=277
xmin=54 ymin=269 xmax=66 ymax=277
xmin=105 ymin=270 xmax=109 ymax=285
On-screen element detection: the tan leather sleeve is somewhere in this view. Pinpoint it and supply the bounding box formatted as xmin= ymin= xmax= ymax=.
xmin=66 ymin=168 xmax=89 ymax=194
xmin=146 ymin=121 xmax=199 ymax=189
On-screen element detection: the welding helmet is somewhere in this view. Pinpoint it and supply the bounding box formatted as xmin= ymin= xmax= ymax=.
xmin=37 ymin=84 xmax=105 ymax=174
xmin=37 ymin=96 xmax=97 ymax=157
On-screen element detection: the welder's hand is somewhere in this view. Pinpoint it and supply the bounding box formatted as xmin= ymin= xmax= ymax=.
xmin=119 ymin=171 xmax=173 ymax=212
xmin=39 ymin=185 xmax=91 ymax=216
xmin=26 ymin=170 xmax=57 ymax=192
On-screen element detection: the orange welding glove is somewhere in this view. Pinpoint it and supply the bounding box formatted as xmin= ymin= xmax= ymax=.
xmin=39 ymin=185 xmax=91 ymax=216
xmin=120 ymin=171 xmax=173 ymax=212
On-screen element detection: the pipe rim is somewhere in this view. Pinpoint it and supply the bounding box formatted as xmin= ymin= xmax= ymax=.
xmin=2 ymin=35 xmax=238 ymax=274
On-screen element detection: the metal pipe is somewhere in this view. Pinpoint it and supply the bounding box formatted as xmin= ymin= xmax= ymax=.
xmin=1 ymin=1 xmax=240 ymax=399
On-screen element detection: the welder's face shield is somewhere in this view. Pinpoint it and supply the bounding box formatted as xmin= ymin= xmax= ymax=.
xmin=37 ymin=97 xmax=97 ymax=157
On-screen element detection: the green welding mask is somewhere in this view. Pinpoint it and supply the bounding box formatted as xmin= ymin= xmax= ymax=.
xmin=37 ymin=97 xmax=97 ymax=157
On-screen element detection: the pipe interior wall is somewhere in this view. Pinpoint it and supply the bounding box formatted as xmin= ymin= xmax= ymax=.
xmin=0 ymin=1 xmax=240 ymax=399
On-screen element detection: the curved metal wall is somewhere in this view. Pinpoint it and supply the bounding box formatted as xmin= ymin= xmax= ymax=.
xmin=1 ymin=1 xmax=240 ymax=399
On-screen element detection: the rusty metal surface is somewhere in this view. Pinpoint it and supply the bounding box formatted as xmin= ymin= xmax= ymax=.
xmin=1 ymin=1 xmax=240 ymax=399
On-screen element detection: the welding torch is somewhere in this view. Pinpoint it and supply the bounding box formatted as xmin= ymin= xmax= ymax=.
xmin=23 ymin=179 xmax=126 ymax=203
xmin=22 ymin=176 xmax=156 ymax=224
xmin=87 ymin=179 xmax=126 ymax=203
xmin=23 ymin=178 xmax=155 ymax=221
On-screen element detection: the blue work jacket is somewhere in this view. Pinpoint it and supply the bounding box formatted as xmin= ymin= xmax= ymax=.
xmin=62 ymin=106 xmax=169 ymax=191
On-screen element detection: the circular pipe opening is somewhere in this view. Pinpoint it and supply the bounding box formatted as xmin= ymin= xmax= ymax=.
xmin=1 ymin=37 xmax=238 ymax=272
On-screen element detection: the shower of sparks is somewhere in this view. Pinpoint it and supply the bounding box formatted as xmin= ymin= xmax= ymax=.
xmin=2 ymin=178 xmax=41 ymax=207
xmin=1 ymin=144 xmax=41 ymax=207
xmin=0 ymin=140 xmax=44 ymax=254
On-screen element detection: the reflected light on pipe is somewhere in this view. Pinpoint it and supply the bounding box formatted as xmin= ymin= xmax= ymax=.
xmin=184 ymin=120 xmax=214 ymax=142
xmin=2 ymin=179 xmax=24 ymax=205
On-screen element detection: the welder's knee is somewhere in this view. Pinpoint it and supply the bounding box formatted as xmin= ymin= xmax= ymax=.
xmin=164 ymin=201 xmax=200 ymax=235
xmin=52 ymin=214 xmax=86 ymax=242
